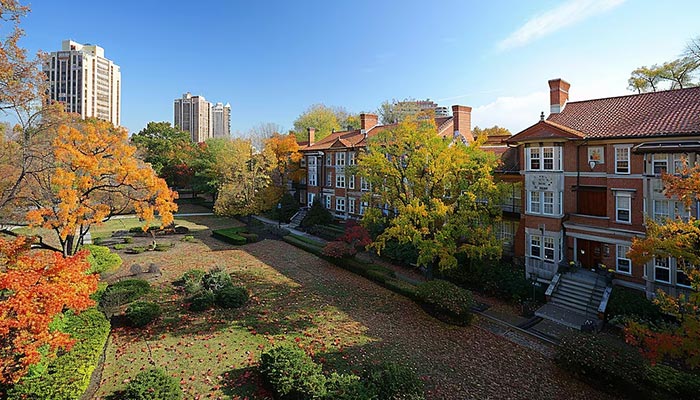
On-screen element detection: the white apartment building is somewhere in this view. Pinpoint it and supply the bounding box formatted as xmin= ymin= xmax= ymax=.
xmin=174 ymin=93 xmax=212 ymax=143
xmin=211 ymin=102 xmax=231 ymax=138
xmin=45 ymin=40 xmax=121 ymax=126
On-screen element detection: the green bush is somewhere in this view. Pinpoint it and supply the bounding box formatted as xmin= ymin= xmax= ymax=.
xmin=114 ymin=243 xmax=127 ymax=250
xmin=278 ymin=192 xmax=299 ymax=223
xmin=181 ymin=235 xmax=196 ymax=242
xmin=154 ymin=242 xmax=172 ymax=252
xmin=442 ymin=260 xmax=537 ymax=304
xmin=260 ymin=345 xmax=327 ymax=399
xmin=215 ymin=285 xmax=249 ymax=309
xmin=556 ymin=332 xmax=647 ymax=392
xmin=607 ymin=286 xmax=664 ymax=322
xmin=416 ymin=280 xmax=474 ymax=325
xmin=300 ymin=198 xmax=332 ymax=228
xmin=212 ymin=227 xmax=248 ymax=245
xmin=123 ymin=236 xmax=134 ymax=244
xmin=240 ymin=232 xmax=259 ymax=243
xmin=180 ymin=269 xmax=205 ymax=294
xmin=126 ymin=246 xmax=147 ymax=254
xmin=645 ymin=364 xmax=700 ymax=399
xmin=323 ymin=373 xmax=376 ymax=400
xmin=363 ymin=362 xmax=424 ymax=400
xmin=100 ymin=279 xmax=151 ymax=309
xmin=125 ymin=301 xmax=161 ymax=328
xmin=122 ymin=368 xmax=183 ymax=400
xmin=188 ymin=290 xmax=215 ymax=312
xmin=82 ymin=244 xmax=123 ymax=274
xmin=8 ymin=308 xmax=110 ymax=400
xmin=201 ymin=267 xmax=232 ymax=291
xmin=381 ymin=240 xmax=420 ymax=267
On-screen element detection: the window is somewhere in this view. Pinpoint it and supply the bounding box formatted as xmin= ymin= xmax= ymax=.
xmin=336 ymin=174 xmax=345 ymax=188
xmin=307 ymin=193 xmax=315 ymax=207
xmin=673 ymin=153 xmax=686 ymax=174
xmin=348 ymin=152 xmax=356 ymax=166
xmin=543 ymin=147 xmax=554 ymax=170
xmin=530 ymin=235 xmax=541 ymax=258
xmin=616 ymin=245 xmax=632 ymax=274
xmin=528 ymin=148 xmax=540 ymax=170
xmin=674 ymin=201 xmax=691 ymax=221
xmin=528 ymin=191 xmax=541 ymax=213
xmin=325 ymin=195 xmax=331 ymax=209
xmin=349 ymin=175 xmax=355 ymax=189
xmin=497 ymin=221 xmax=515 ymax=249
xmin=336 ymin=197 xmax=345 ymax=212
xmin=677 ymin=263 xmax=692 ymax=287
xmin=359 ymin=201 xmax=368 ymax=215
xmin=336 ymin=152 xmax=346 ymax=166
xmin=543 ymin=192 xmax=554 ymax=215
xmin=361 ymin=177 xmax=370 ymax=191
xmin=348 ymin=198 xmax=356 ymax=214
xmin=652 ymin=154 xmax=668 ymax=175
xmin=615 ymin=146 xmax=630 ymax=174
xmin=654 ymin=257 xmax=670 ymax=283
xmin=325 ymin=154 xmax=332 ymax=166
xmin=653 ymin=199 xmax=670 ymax=222
xmin=615 ymin=193 xmax=631 ymax=223
xmin=326 ymin=172 xmax=332 ymax=187
xmin=300 ymin=157 xmax=306 ymax=168
xmin=543 ymin=236 xmax=555 ymax=261
xmin=308 ymin=170 xmax=316 ymax=187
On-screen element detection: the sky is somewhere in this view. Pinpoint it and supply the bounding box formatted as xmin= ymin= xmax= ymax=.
xmin=16 ymin=0 xmax=700 ymax=136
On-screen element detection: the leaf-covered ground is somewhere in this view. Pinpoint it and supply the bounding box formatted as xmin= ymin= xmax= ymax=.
xmin=95 ymin=217 xmax=612 ymax=399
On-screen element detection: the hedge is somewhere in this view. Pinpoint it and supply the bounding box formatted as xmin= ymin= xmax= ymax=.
xmin=100 ymin=279 xmax=151 ymax=309
xmin=82 ymin=244 xmax=123 ymax=274
xmin=7 ymin=308 xmax=110 ymax=400
xmin=416 ymin=280 xmax=474 ymax=325
xmin=645 ymin=364 xmax=700 ymax=399
xmin=607 ymin=286 xmax=664 ymax=323
xmin=363 ymin=362 xmax=425 ymax=400
xmin=125 ymin=301 xmax=161 ymax=328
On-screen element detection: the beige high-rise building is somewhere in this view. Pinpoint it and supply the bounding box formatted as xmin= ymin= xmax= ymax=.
xmin=211 ymin=102 xmax=231 ymax=138
xmin=174 ymin=93 xmax=212 ymax=142
xmin=45 ymin=40 xmax=121 ymax=126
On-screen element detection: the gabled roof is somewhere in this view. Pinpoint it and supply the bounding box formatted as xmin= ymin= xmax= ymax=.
xmin=547 ymin=86 xmax=700 ymax=139
xmin=506 ymin=119 xmax=584 ymax=143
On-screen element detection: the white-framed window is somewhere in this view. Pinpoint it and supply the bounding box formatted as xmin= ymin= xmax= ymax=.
xmin=496 ymin=221 xmax=515 ymax=249
xmin=674 ymin=201 xmax=691 ymax=221
xmin=530 ymin=235 xmax=541 ymax=258
xmin=543 ymin=192 xmax=554 ymax=215
xmin=336 ymin=152 xmax=346 ymax=166
xmin=615 ymin=146 xmax=630 ymax=174
xmin=326 ymin=172 xmax=332 ymax=187
xmin=652 ymin=154 xmax=668 ymax=175
xmin=528 ymin=148 xmax=541 ymax=170
xmin=653 ymin=199 xmax=670 ymax=222
xmin=348 ymin=174 xmax=355 ymax=189
xmin=615 ymin=193 xmax=631 ymax=223
xmin=348 ymin=198 xmax=356 ymax=214
xmin=336 ymin=174 xmax=345 ymax=188
xmin=654 ymin=257 xmax=670 ymax=283
xmin=361 ymin=177 xmax=370 ymax=191
xmin=325 ymin=153 xmax=332 ymax=166
xmin=325 ymin=195 xmax=331 ymax=209
xmin=542 ymin=147 xmax=554 ymax=170
xmin=543 ymin=236 xmax=555 ymax=261
xmin=528 ymin=191 xmax=541 ymax=213
xmin=336 ymin=197 xmax=345 ymax=212
xmin=616 ymin=245 xmax=632 ymax=275
xmin=677 ymin=262 xmax=692 ymax=287
xmin=308 ymin=170 xmax=316 ymax=186
xmin=359 ymin=201 xmax=368 ymax=215
xmin=558 ymin=191 xmax=563 ymax=215
xmin=348 ymin=152 xmax=356 ymax=166
xmin=527 ymin=146 xmax=561 ymax=171
xmin=307 ymin=193 xmax=315 ymax=207
xmin=673 ymin=153 xmax=686 ymax=174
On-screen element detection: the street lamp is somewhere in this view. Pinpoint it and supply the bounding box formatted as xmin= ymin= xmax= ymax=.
xmin=277 ymin=202 xmax=282 ymax=228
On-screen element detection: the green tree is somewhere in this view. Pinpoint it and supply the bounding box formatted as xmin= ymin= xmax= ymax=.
xmin=131 ymin=122 xmax=197 ymax=188
xmin=472 ymin=125 xmax=511 ymax=139
xmin=292 ymin=104 xmax=344 ymax=142
xmin=357 ymin=116 xmax=503 ymax=273
xmin=628 ymin=65 xmax=664 ymax=93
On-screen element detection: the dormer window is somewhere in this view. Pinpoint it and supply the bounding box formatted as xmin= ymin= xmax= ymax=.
xmin=526 ymin=145 xmax=562 ymax=171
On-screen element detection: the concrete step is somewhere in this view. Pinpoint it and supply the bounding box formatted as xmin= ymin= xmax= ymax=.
xmin=535 ymin=303 xmax=596 ymax=330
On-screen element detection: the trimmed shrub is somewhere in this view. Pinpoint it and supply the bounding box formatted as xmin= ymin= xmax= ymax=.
xmin=8 ymin=308 xmax=110 ymax=400
xmin=215 ymin=285 xmax=249 ymax=309
xmin=607 ymin=286 xmax=664 ymax=322
xmin=324 ymin=373 xmax=376 ymax=400
xmin=189 ymin=290 xmax=215 ymax=312
xmin=416 ymin=280 xmax=474 ymax=325
xmin=322 ymin=241 xmax=357 ymax=258
xmin=442 ymin=259 xmax=536 ymax=304
xmin=100 ymin=279 xmax=151 ymax=309
xmin=82 ymin=244 xmax=123 ymax=274
xmin=125 ymin=301 xmax=161 ymax=328
xmin=180 ymin=269 xmax=205 ymax=294
xmin=154 ymin=242 xmax=172 ymax=252
xmin=363 ymin=362 xmax=424 ymax=400
xmin=123 ymin=368 xmax=183 ymax=400
xmin=212 ymin=227 xmax=248 ymax=245
xmin=201 ymin=267 xmax=232 ymax=291
xmin=300 ymin=198 xmax=332 ymax=228
xmin=556 ymin=332 xmax=647 ymax=392
xmin=123 ymin=236 xmax=134 ymax=244
xmin=645 ymin=364 xmax=700 ymax=399
xmin=181 ymin=235 xmax=196 ymax=242
xmin=126 ymin=246 xmax=147 ymax=254
xmin=260 ymin=345 xmax=327 ymax=399
xmin=240 ymin=232 xmax=259 ymax=243
xmin=114 ymin=243 xmax=127 ymax=250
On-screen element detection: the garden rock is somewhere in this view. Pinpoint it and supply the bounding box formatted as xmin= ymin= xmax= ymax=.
xmin=148 ymin=263 xmax=161 ymax=275
xmin=130 ymin=264 xmax=143 ymax=275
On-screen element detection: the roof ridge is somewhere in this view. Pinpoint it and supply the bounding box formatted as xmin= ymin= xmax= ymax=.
xmin=566 ymin=86 xmax=700 ymax=105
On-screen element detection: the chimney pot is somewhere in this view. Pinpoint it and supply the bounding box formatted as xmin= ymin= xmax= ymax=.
xmin=451 ymin=105 xmax=474 ymax=143
xmin=548 ymin=78 xmax=570 ymax=114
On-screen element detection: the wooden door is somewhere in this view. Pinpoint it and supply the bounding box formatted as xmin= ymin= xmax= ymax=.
xmin=578 ymin=239 xmax=602 ymax=269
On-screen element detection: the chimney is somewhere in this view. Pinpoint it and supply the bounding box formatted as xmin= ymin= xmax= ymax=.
xmin=307 ymin=127 xmax=315 ymax=146
xmin=548 ymin=78 xmax=570 ymax=114
xmin=451 ymin=105 xmax=474 ymax=143
xmin=360 ymin=113 xmax=378 ymax=131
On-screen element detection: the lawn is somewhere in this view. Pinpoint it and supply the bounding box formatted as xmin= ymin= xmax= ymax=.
xmin=93 ymin=216 xmax=612 ymax=399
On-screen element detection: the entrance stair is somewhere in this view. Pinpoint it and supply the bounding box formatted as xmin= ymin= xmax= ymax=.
xmin=289 ymin=208 xmax=308 ymax=228
xmin=535 ymin=270 xmax=610 ymax=330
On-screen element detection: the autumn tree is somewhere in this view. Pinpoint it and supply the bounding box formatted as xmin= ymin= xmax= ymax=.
xmin=626 ymin=162 xmax=700 ymax=370
xmin=131 ymin=121 xmax=198 ymax=188
xmin=472 ymin=125 xmax=511 ymax=139
xmin=0 ymin=236 xmax=98 ymax=384
xmin=26 ymin=119 xmax=178 ymax=256
xmin=357 ymin=116 xmax=504 ymax=273
xmin=293 ymin=104 xmax=358 ymax=142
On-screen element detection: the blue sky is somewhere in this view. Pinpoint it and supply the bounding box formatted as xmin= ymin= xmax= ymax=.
xmin=17 ymin=0 xmax=700 ymax=135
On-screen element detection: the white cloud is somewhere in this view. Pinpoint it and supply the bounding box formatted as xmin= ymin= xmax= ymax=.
xmin=471 ymin=91 xmax=548 ymax=134
xmin=497 ymin=0 xmax=625 ymax=51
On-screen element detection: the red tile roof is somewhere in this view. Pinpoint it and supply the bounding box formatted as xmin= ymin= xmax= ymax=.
xmin=547 ymin=87 xmax=700 ymax=139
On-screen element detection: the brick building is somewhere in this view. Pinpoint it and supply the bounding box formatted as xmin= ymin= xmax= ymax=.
xmin=507 ymin=79 xmax=700 ymax=297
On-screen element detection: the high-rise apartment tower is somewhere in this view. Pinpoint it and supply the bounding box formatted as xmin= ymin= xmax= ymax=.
xmin=174 ymin=93 xmax=212 ymax=142
xmin=211 ymin=102 xmax=231 ymax=138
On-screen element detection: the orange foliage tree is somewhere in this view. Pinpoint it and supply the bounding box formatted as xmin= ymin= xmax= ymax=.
xmin=626 ymin=162 xmax=700 ymax=369
xmin=0 ymin=236 xmax=98 ymax=383
xmin=26 ymin=119 xmax=178 ymax=256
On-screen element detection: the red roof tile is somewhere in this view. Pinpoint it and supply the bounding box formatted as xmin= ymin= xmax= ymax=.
xmin=547 ymin=87 xmax=700 ymax=139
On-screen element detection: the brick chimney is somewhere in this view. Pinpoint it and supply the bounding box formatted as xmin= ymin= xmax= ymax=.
xmin=307 ymin=127 xmax=316 ymax=146
xmin=360 ymin=113 xmax=378 ymax=131
xmin=548 ymin=78 xmax=570 ymax=114
xmin=451 ymin=105 xmax=474 ymax=143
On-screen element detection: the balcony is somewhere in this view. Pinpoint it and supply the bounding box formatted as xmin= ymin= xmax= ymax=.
xmin=526 ymin=257 xmax=558 ymax=281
